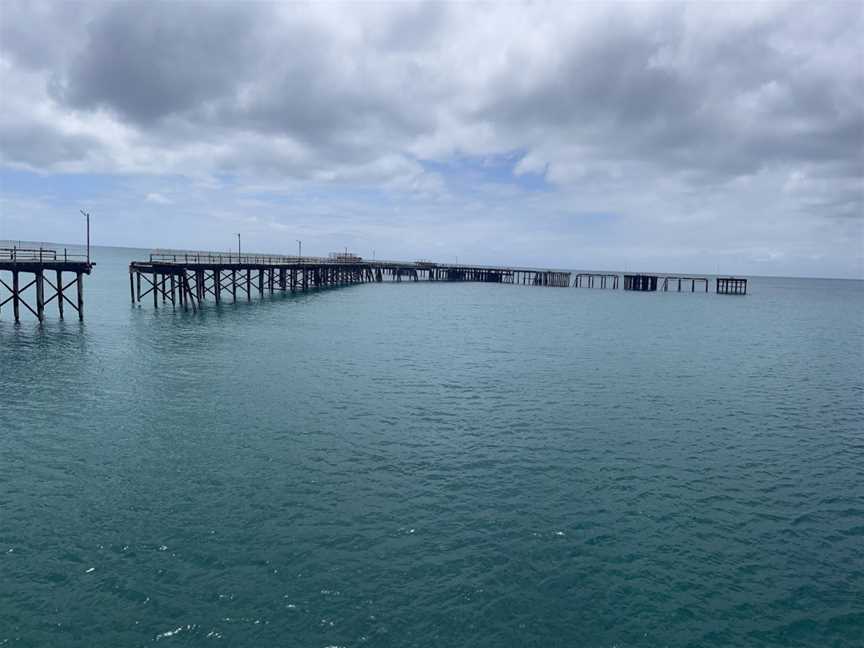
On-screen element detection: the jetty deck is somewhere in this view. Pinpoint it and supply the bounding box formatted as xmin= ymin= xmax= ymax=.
xmin=128 ymin=251 xmax=571 ymax=311
xmin=0 ymin=247 xmax=94 ymax=321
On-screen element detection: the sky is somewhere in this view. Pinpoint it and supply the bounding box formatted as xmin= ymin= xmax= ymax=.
xmin=0 ymin=1 xmax=862 ymax=278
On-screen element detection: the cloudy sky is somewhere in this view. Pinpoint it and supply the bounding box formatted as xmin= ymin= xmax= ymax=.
xmin=0 ymin=1 xmax=861 ymax=277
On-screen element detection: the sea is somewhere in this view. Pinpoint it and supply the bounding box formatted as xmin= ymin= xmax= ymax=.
xmin=1 ymin=245 xmax=862 ymax=647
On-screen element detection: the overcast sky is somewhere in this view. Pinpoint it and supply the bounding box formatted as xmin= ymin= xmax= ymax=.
xmin=0 ymin=1 xmax=861 ymax=277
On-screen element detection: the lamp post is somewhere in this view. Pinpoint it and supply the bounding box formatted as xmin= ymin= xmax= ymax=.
xmin=297 ymin=239 xmax=302 ymax=259
xmin=79 ymin=209 xmax=90 ymax=264
xmin=236 ymin=233 xmax=241 ymax=259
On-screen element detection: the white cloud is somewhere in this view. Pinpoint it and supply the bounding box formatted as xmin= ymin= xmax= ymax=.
xmin=144 ymin=192 xmax=171 ymax=204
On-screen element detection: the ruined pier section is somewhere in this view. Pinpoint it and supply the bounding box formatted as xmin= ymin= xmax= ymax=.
xmin=0 ymin=247 xmax=94 ymax=322
xmin=575 ymin=273 xmax=747 ymax=294
xmin=128 ymin=251 xmax=571 ymax=311
xmin=716 ymin=277 xmax=748 ymax=295
xmin=573 ymin=273 xmax=619 ymax=289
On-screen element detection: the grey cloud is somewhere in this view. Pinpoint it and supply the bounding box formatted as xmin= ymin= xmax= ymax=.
xmin=54 ymin=1 xmax=267 ymax=124
xmin=479 ymin=6 xmax=863 ymax=185
xmin=7 ymin=0 xmax=857 ymax=191
xmin=0 ymin=123 xmax=102 ymax=168
xmin=0 ymin=1 xmax=88 ymax=70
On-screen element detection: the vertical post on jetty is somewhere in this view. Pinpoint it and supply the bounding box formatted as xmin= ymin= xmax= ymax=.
xmin=128 ymin=271 xmax=134 ymax=305
xmin=153 ymin=273 xmax=158 ymax=309
xmin=76 ymin=272 xmax=84 ymax=321
xmin=58 ymin=270 xmax=65 ymax=319
xmin=35 ymin=270 xmax=44 ymax=321
xmin=246 ymin=269 xmax=251 ymax=301
xmin=136 ymin=272 xmax=141 ymax=303
xmin=12 ymin=270 xmax=19 ymax=322
xmin=232 ymin=270 xmax=237 ymax=302
xmin=170 ymin=274 xmax=176 ymax=308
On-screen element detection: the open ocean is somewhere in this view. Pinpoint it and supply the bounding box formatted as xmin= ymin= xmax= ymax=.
xmin=1 ymin=245 xmax=862 ymax=647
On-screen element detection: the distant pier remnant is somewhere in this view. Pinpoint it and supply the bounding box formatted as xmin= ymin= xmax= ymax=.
xmin=573 ymin=273 xmax=619 ymax=289
xmin=716 ymin=277 xmax=747 ymax=295
xmin=0 ymin=247 xmax=94 ymax=322
xmin=623 ymin=274 xmax=658 ymax=291
xmin=662 ymin=276 xmax=709 ymax=293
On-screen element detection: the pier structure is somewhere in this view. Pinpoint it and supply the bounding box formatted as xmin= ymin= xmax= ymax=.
xmin=661 ymin=276 xmax=709 ymax=293
xmin=391 ymin=262 xmax=569 ymax=286
xmin=716 ymin=277 xmax=747 ymax=295
xmin=129 ymin=251 xmax=571 ymax=311
xmin=572 ymin=273 xmax=619 ymax=289
xmin=623 ymin=274 xmax=658 ymax=292
xmin=0 ymin=247 xmax=94 ymax=322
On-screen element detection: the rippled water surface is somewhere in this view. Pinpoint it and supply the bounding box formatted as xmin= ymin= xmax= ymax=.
xmin=1 ymin=246 xmax=863 ymax=647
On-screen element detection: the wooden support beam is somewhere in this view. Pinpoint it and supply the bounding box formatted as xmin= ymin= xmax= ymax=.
xmin=76 ymin=272 xmax=84 ymax=321
xmin=35 ymin=270 xmax=44 ymax=321
xmin=12 ymin=270 xmax=19 ymax=322
xmin=57 ymin=270 xmax=65 ymax=319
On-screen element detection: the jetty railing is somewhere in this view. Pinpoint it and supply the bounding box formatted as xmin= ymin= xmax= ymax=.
xmin=0 ymin=247 xmax=89 ymax=263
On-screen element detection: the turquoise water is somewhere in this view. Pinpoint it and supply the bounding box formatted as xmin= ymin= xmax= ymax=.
xmin=1 ymin=246 xmax=862 ymax=647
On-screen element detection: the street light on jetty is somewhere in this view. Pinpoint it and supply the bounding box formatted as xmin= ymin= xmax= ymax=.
xmin=297 ymin=239 xmax=302 ymax=259
xmin=79 ymin=209 xmax=90 ymax=264
xmin=236 ymin=233 xmax=241 ymax=260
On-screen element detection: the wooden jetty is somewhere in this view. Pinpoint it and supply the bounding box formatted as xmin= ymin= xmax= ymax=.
xmin=128 ymin=251 xmax=571 ymax=311
xmin=716 ymin=277 xmax=747 ymax=295
xmin=0 ymin=247 xmax=94 ymax=322
xmin=573 ymin=273 xmax=619 ymax=289
xmin=661 ymin=276 xmax=709 ymax=292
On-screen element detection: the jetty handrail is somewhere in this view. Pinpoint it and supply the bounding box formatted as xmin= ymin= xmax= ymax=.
xmin=143 ymin=249 xmax=573 ymax=273
xmin=0 ymin=246 xmax=89 ymax=263
xmin=148 ymin=251 xmax=337 ymax=265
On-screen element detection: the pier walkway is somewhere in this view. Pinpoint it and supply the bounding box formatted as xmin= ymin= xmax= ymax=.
xmin=129 ymin=251 xmax=571 ymax=311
